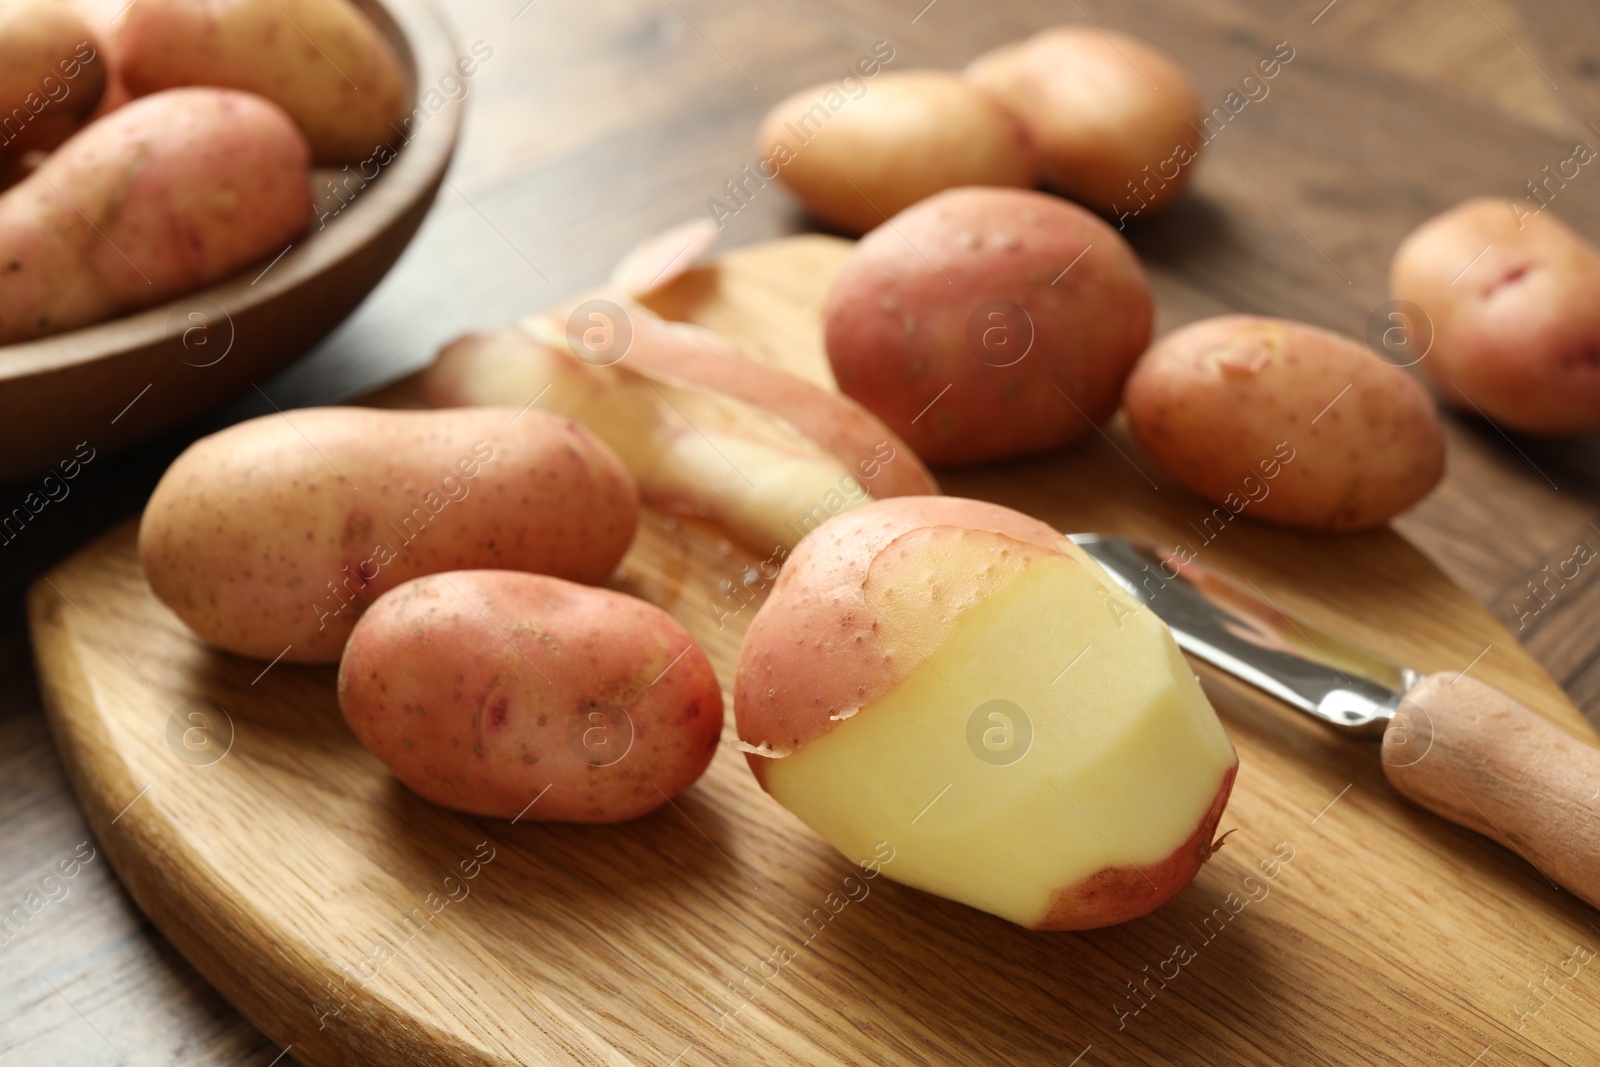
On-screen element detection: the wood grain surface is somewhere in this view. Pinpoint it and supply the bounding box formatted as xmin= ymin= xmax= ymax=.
xmin=27 ymin=236 xmax=1600 ymax=1067
xmin=5 ymin=0 xmax=1600 ymax=1065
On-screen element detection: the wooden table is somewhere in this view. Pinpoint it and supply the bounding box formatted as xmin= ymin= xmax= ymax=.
xmin=3 ymin=0 xmax=1599 ymax=1064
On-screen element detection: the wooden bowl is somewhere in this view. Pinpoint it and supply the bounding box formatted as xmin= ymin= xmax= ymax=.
xmin=0 ymin=0 xmax=460 ymax=483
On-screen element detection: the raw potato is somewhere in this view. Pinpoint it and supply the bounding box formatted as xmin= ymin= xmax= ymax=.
xmin=140 ymin=407 xmax=639 ymax=664
xmin=0 ymin=87 xmax=310 ymax=344
xmin=735 ymin=496 xmax=1238 ymax=930
xmin=118 ymin=0 xmax=406 ymax=164
xmin=823 ymin=186 xmax=1152 ymax=466
xmin=966 ymin=26 xmax=1201 ymax=217
xmin=1390 ymin=197 xmax=1600 ymax=435
xmin=1125 ymin=315 xmax=1446 ymax=531
xmin=0 ymin=0 xmax=107 ymax=178
xmin=339 ymin=571 xmax=723 ymax=822
xmin=422 ymin=298 xmax=938 ymax=552
xmin=755 ymin=70 xmax=1037 ymax=236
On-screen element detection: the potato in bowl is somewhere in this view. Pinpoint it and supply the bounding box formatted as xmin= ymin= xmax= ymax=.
xmin=0 ymin=0 xmax=462 ymax=483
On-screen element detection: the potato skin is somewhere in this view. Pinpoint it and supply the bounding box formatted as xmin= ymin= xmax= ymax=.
xmin=542 ymin=299 xmax=942 ymax=498
xmin=339 ymin=571 xmax=723 ymax=822
xmin=0 ymin=87 xmax=310 ymax=343
xmin=0 ymin=0 xmax=108 ymax=173
xmin=965 ymin=27 xmax=1201 ymax=216
xmin=1390 ymin=197 xmax=1600 ymax=435
xmin=426 ymin=314 xmax=940 ymax=498
xmin=823 ymin=186 xmax=1152 ymax=466
xmin=118 ymin=0 xmax=406 ymax=164
xmin=756 ymin=70 xmax=1037 ymax=236
xmin=605 ymin=307 xmax=941 ymax=499
xmin=735 ymin=495 xmax=1069 ymax=784
xmin=1125 ymin=315 xmax=1445 ymax=531
xmin=140 ymin=407 xmax=639 ymax=664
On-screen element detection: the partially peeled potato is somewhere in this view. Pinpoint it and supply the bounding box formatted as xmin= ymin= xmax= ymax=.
xmin=734 ymin=496 xmax=1238 ymax=930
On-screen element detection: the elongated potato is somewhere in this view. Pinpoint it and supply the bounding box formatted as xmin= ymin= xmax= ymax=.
xmin=735 ymin=496 xmax=1237 ymax=929
xmin=755 ymin=70 xmax=1037 ymax=236
xmin=824 ymin=186 xmax=1152 ymax=465
xmin=140 ymin=407 xmax=639 ymax=664
xmin=1125 ymin=315 xmax=1445 ymax=530
xmin=1390 ymin=198 xmax=1600 ymax=434
xmin=118 ymin=0 xmax=406 ymax=164
xmin=339 ymin=571 xmax=723 ymax=821
xmin=422 ymin=298 xmax=938 ymax=552
xmin=966 ymin=27 xmax=1202 ymax=217
xmin=0 ymin=0 xmax=107 ymax=178
xmin=0 ymin=87 xmax=310 ymax=344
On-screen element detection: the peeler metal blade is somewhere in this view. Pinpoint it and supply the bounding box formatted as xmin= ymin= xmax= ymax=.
xmin=1069 ymin=534 xmax=1425 ymax=736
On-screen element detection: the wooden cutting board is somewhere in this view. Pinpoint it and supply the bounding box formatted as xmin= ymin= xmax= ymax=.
xmin=29 ymin=237 xmax=1600 ymax=1067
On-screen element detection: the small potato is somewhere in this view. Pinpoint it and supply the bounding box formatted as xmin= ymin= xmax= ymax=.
xmin=0 ymin=87 xmax=310 ymax=344
xmin=339 ymin=571 xmax=723 ymax=822
xmin=140 ymin=407 xmax=639 ymax=664
xmin=823 ymin=186 xmax=1152 ymax=466
xmin=0 ymin=0 xmax=108 ymax=177
xmin=754 ymin=70 xmax=1037 ymax=236
xmin=1125 ymin=315 xmax=1445 ymax=531
xmin=966 ymin=26 xmax=1202 ymax=218
xmin=1390 ymin=197 xmax=1600 ymax=435
xmin=118 ymin=0 xmax=406 ymax=164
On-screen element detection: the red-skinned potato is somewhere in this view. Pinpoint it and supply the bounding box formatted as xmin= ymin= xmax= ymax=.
xmin=0 ymin=0 xmax=107 ymax=182
xmin=755 ymin=70 xmax=1037 ymax=236
xmin=823 ymin=186 xmax=1152 ymax=466
xmin=339 ymin=571 xmax=723 ymax=822
xmin=140 ymin=407 xmax=639 ymax=664
xmin=1390 ymin=197 xmax=1600 ymax=435
xmin=0 ymin=87 xmax=310 ymax=343
xmin=1126 ymin=315 xmax=1445 ymax=531
xmin=735 ymin=496 xmax=1238 ymax=930
xmin=965 ymin=26 xmax=1202 ymax=218
xmin=118 ymin=0 xmax=406 ymax=164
